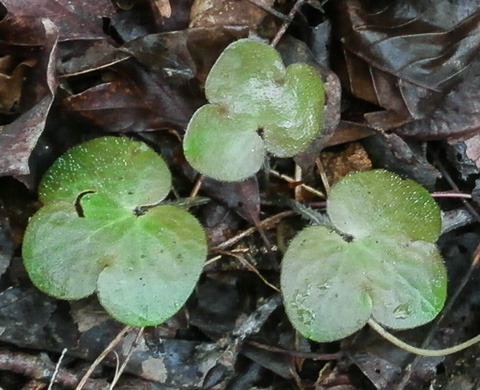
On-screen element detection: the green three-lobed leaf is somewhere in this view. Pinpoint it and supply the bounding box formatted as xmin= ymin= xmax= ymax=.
xmin=23 ymin=137 xmax=207 ymax=327
xmin=281 ymin=170 xmax=447 ymax=342
xmin=183 ymin=39 xmax=325 ymax=182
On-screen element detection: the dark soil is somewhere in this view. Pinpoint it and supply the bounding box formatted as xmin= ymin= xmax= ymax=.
xmin=1 ymin=0 xmax=480 ymax=389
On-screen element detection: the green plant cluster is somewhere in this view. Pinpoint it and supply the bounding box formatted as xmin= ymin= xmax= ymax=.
xmin=23 ymin=39 xmax=448 ymax=345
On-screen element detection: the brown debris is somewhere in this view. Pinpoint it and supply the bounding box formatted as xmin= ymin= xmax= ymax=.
xmin=319 ymin=142 xmax=372 ymax=185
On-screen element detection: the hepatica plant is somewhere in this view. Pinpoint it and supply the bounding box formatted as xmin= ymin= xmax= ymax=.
xmin=22 ymin=136 xmax=207 ymax=327
xmin=183 ymin=38 xmax=325 ymax=182
xmin=281 ymin=170 xmax=447 ymax=343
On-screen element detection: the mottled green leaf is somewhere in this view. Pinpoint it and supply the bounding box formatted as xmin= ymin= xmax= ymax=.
xmin=23 ymin=137 xmax=207 ymax=327
xmin=281 ymin=170 xmax=447 ymax=342
xmin=183 ymin=39 xmax=324 ymax=182
xmin=40 ymin=136 xmax=172 ymax=209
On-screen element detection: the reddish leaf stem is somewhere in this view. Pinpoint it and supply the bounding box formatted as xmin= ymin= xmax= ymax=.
xmin=431 ymin=191 xmax=472 ymax=199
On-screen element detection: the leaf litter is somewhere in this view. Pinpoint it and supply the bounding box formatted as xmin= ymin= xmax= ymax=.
xmin=0 ymin=0 xmax=480 ymax=389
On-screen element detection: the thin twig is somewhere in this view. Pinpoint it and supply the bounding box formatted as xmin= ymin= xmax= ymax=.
xmin=204 ymin=248 xmax=249 ymax=266
xmin=111 ymin=351 xmax=120 ymax=387
xmin=211 ymin=210 xmax=295 ymax=251
xmin=270 ymin=169 xmax=325 ymax=198
xmin=109 ymin=327 xmax=145 ymax=389
xmin=247 ymin=340 xmax=343 ymax=361
xmin=189 ymin=174 xmax=204 ymax=198
xmin=48 ymin=348 xmax=68 ymax=390
xmin=218 ymin=250 xmax=280 ymax=292
xmin=315 ymin=157 xmax=331 ymax=194
xmin=76 ymin=326 xmax=132 ymax=390
xmin=294 ymin=164 xmax=303 ymax=201
xmin=270 ymin=0 xmax=305 ymax=47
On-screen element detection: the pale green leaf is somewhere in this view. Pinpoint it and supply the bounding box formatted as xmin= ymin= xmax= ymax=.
xmin=23 ymin=137 xmax=207 ymax=327
xmin=183 ymin=39 xmax=324 ymax=182
xmin=40 ymin=136 xmax=172 ymax=210
xmin=327 ymin=170 xmax=441 ymax=241
xmin=281 ymin=170 xmax=447 ymax=342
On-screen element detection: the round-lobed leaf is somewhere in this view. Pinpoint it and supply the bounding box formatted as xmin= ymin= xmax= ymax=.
xmin=327 ymin=170 xmax=442 ymax=241
xmin=183 ymin=39 xmax=325 ymax=182
xmin=205 ymin=39 xmax=285 ymax=118
xmin=97 ymin=205 xmax=207 ymax=327
xmin=23 ymin=201 xmax=109 ymax=299
xmin=281 ymin=226 xmax=373 ymax=342
xmin=183 ymin=105 xmax=264 ymax=182
xmin=23 ymin=136 xmax=207 ymax=327
xmin=40 ymin=136 xmax=172 ymax=210
xmin=281 ymin=169 xmax=447 ymax=342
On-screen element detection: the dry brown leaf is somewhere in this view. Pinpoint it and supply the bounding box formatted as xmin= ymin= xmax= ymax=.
xmin=190 ymin=0 xmax=274 ymax=28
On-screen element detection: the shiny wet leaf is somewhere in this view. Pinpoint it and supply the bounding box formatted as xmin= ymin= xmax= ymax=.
xmin=183 ymin=39 xmax=325 ymax=182
xmin=281 ymin=169 xmax=447 ymax=342
xmin=23 ymin=136 xmax=207 ymax=327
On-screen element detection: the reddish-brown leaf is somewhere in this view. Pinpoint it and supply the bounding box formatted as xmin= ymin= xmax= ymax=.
xmin=332 ymin=0 xmax=480 ymax=122
xmin=0 ymin=0 xmax=115 ymax=40
xmin=395 ymin=57 xmax=480 ymax=140
xmin=0 ymin=20 xmax=58 ymax=177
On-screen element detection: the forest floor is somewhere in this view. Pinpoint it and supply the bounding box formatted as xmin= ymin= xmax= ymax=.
xmin=1 ymin=0 xmax=480 ymax=389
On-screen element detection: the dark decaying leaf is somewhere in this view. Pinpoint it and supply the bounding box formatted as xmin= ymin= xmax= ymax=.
xmin=0 ymin=206 xmax=14 ymax=277
xmin=395 ymin=57 xmax=480 ymax=140
xmin=309 ymin=18 xmax=332 ymax=69
xmin=0 ymin=19 xmax=58 ymax=177
xmin=0 ymin=286 xmax=58 ymax=349
xmin=332 ymin=0 xmax=480 ymax=122
xmin=150 ymin=0 xmax=191 ymax=32
xmin=324 ymin=120 xmax=377 ymax=147
xmin=0 ymin=15 xmax=52 ymax=46
xmin=108 ymin=0 xmax=187 ymax=43
xmin=0 ymin=0 xmax=115 ymax=41
xmin=0 ymin=56 xmax=35 ymax=114
xmin=362 ymin=133 xmax=440 ymax=189
xmin=201 ymin=177 xmax=261 ymax=224
xmin=445 ymin=135 xmax=480 ymax=180
xmin=62 ymin=76 xmax=164 ymax=132
xmin=0 ymin=286 xmax=221 ymax=386
xmin=62 ymin=60 xmax=197 ymax=131
xmin=120 ymin=30 xmax=196 ymax=83
xmin=188 ymin=275 xmax=243 ymax=338
xmin=57 ymin=40 xmax=130 ymax=76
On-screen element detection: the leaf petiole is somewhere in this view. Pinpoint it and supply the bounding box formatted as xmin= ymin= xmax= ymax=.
xmin=368 ymin=318 xmax=480 ymax=357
